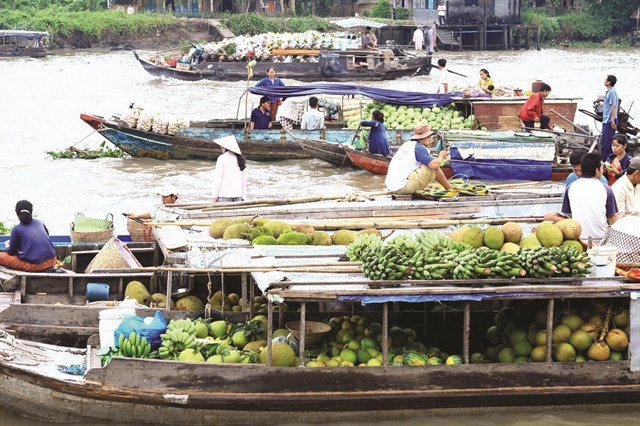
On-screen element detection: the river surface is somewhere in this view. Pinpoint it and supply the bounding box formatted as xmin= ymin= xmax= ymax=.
xmin=0 ymin=48 xmax=639 ymax=424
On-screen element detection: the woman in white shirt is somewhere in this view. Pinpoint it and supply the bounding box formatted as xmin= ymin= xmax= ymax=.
xmin=211 ymin=136 xmax=247 ymax=202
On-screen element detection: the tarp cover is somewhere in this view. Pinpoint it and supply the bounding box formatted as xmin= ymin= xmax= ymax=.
xmin=249 ymin=84 xmax=460 ymax=108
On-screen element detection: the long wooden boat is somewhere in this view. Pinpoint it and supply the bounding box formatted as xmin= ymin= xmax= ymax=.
xmin=0 ymin=30 xmax=49 ymax=58
xmin=344 ymin=145 xmax=391 ymax=175
xmin=295 ymin=136 xmax=355 ymax=167
xmin=134 ymin=49 xmax=432 ymax=82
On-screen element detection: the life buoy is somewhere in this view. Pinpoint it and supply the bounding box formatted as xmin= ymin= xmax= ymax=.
xmin=215 ymin=67 xmax=225 ymax=78
xmin=13 ymin=47 xmax=21 ymax=56
xmin=322 ymin=65 xmax=334 ymax=78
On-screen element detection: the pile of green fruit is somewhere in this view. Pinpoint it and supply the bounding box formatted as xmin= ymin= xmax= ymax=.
xmin=347 ymin=223 xmax=592 ymax=281
xmin=347 ymin=101 xmax=479 ymax=131
xmin=481 ymin=300 xmax=630 ymax=363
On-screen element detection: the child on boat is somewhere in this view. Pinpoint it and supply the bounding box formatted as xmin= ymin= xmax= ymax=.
xmin=360 ymin=110 xmax=390 ymax=155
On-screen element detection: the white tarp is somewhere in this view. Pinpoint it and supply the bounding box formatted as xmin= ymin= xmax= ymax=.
xmin=331 ymin=18 xmax=388 ymax=29
xmin=452 ymin=141 xmax=556 ymax=161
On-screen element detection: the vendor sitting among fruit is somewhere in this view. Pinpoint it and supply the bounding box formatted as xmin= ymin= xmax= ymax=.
xmin=545 ymin=152 xmax=618 ymax=241
xmin=249 ymin=96 xmax=273 ymax=131
xmin=385 ymin=124 xmax=451 ymax=195
xmin=360 ymin=110 xmax=390 ymax=155
xmin=604 ymin=134 xmax=632 ymax=185
xmin=0 ymin=200 xmax=56 ymax=272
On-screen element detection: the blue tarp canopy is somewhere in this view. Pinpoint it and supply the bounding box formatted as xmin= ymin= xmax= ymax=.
xmin=249 ymin=83 xmax=460 ymax=108
xmin=0 ymin=30 xmax=49 ymax=39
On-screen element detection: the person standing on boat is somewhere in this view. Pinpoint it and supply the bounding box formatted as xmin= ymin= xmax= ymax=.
xmin=436 ymin=58 xmax=449 ymax=93
xmin=249 ymin=96 xmax=273 ymax=131
xmin=385 ymin=124 xmax=452 ymax=195
xmin=301 ymin=97 xmax=325 ymax=130
xmin=547 ymin=152 xmax=618 ymax=241
xmin=478 ymin=69 xmax=495 ymax=95
xmin=255 ymin=67 xmax=285 ymax=121
xmin=519 ymin=83 xmax=552 ymax=130
xmin=425 ymin=25 xmax=434 ymax=54
xmin=0 ymin=200 xmax=56 ymax=272
xmin=360 ymin=110 xmax=390 ymax=155
xmin=601 ymin=74 xmax=619 ymax=161
xmin=604 ymin=134 xmax=632 ymax=185
xmin=412 ymin=26 xmax=425 ymax=51
xmin=611 ymin=157 xmax=640 ymax=217
xmin=126 ymin=186 xmax=180 ymax=221
xmin=211 ymin=136 xmax=247 ymax=203
xmin=437 ymin=1 xmax=447 ymax=25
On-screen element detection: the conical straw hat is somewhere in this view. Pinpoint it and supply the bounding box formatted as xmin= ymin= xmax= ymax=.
xmin=213 ymin=135 xmax=242 ymax=155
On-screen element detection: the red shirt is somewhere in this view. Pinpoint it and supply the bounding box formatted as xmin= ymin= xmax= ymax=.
xmin=519 ymin=92 xmax=544 ymax=121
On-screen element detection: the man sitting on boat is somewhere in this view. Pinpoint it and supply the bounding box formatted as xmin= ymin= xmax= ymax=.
xmin=546 ymin=152 xmax=618 ymax=241
xmin=301 ymin=97 xmax=325 ymax=130
xmin=126 ymin=185 xmax=180 ymax=221
xmin=385 ymin=125 xmax=451 ymax=195
xmin=249 ymin=96 xmax=272 ymax=131
xmin=519 ymin=84 xmax=552 ymax=130
xmin=611 ymin=156 xmax=640 ymax=217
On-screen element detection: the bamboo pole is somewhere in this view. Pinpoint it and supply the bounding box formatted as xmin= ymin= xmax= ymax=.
xmin=130 ymin=264 xmax=362 ymax=274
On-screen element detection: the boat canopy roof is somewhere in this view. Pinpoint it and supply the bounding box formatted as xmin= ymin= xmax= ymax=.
xmin=249 ymin=83 xmax=461 ymax=108
xmin=0 ymin=30 xmax=49 ymax=39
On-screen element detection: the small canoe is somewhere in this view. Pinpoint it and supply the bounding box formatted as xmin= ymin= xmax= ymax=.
xmin=295 ymin=136 xmax=354 ymax=167
xmin=344 ymin=146 xmax=392 ymax=175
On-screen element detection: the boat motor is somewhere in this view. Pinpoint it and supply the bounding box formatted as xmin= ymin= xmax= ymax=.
xmin=317 ymin=99 xmax=339 ymax=117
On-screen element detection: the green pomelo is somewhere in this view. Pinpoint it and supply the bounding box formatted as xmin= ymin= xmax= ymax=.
xmin=272 ymin=328 xmax=289 ymax=338
xmin=530 ymin=346 xmax=546 ymax=362
xmin=259 ymin=343 xmax=295 ymax=366
xmin=178 ymin=348 xmax=205 ymax=362
xmin=562 ymin=314 xmax=584 ymax=331
xmin=552 ymin=324 xmax=572 ymax=343
xmin=206 ymin=354 xmax=223 ymax=363
xmin=195 ymin=321 xmax=209 ymax=338
xmin=554 ymin=342 xmax=576 ymax=362
xmin=497 ymin=347 xmax=515 ymax=363
xmin=223 ymin=348 xmax=242 ymax=363
xmin=483 ymin=226 xmax=505 ymax=250
xmin=340 ymin=348 xmax=358 ymax=364
xmin=569 ymin=329 xmax=593 ymax=351
xmin=513 ymin=340 xmax=533 ymax=358
xmin=500 ymin=242 xmax=520 ymax=253
xmin=210 ymin=320 xmax=228 ymax=338
xmin=231 ymin=330 xmax=248 ymax=348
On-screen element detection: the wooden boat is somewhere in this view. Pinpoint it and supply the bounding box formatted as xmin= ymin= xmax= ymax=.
xmin=0 ymin=30 xmax=49 ymax=58
xmin=344 ymin=145 xmax=391 ymax=175
xmin=2 ymin=274 xmax=640 ymax=424
xmin=134 ymin=49 xmax=432 ymax=82
xmin=295 ymin=136 xmax=355 ymax=167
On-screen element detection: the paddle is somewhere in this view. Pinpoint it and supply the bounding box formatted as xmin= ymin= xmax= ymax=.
xmin=447 ymin=69 xmax=467 ymax=78
xmin=122 ymin=212 xmax=145 ymax=225
xmin=338 ymin=125 xmax=361 ymax=170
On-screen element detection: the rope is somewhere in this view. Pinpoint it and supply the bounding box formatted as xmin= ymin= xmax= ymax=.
xmin=69 ymin=128 xmax=99 ymax=149
xmin=0 ymin=329 xmax=47 ymax=365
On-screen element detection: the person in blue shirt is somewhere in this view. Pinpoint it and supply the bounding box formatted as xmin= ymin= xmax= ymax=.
xmin=255 ymin=67 xmax=285 ymax=121
xmin=600 ymin=74 xmax=619 ymax=160
xmin=360 ymin=110 xmax=390 ymax=155
xmin=0 ymin=200 xmax=56 ymax=272
xmin=249 ymin=96 xmax=272 ymax=131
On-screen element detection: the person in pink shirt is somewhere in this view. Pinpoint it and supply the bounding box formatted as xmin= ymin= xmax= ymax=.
xmin=211 ymin=136 xmax=247 ymax=203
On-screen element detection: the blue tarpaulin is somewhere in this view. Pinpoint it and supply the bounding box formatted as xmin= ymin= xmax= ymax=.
xmin=249 ymin=83 xmax=460 ymax=108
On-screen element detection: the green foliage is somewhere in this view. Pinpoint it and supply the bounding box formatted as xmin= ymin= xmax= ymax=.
xmin=557 ymin=12 xmax=610 ymax=42
xmin=393 ymin=7 xmax=410 ymax=21
xmin=370 ymin=0 xmax=392 ymax=19
xmin=286 ymin=17 xmax=331 ymax=32
xmin=521 ymin=9 xmax=559 ymax=43
xmin=0 ymin=222 xmax=11 ymax=235
xmin=46 ymin=142 xmax=126 ymax=159
xmin=224 ymin=12 xmax=277 ymax=35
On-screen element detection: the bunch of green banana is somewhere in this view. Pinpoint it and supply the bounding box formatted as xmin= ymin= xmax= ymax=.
xmin=361 ymin=245 xmax=412 ymax=280
xmin=477 ymin=250 xmax=526 ymax=278
xmin=408 ymin=247 xmax=455 ymax=280
xmin=548 ymin=246 xmax=592 ymax=277
xmin=158 ymin=319 xmax=198 ymax=360
xmin=346 ymin=234 xmax=383 ymax=262
xmin=518 ymin=247 xmax=558 ymax=278
xmin=117 ymin=331 xmax=151 ymax=358
xmin=452 ymin=250 xmax=490 ymax=280
xmin=386 ymin=234 xmax=420 ymax=258
xmin=415 ymin=230 xmax=452 ymax=250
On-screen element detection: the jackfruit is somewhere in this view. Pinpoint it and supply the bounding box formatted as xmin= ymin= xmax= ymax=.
xmin=252 ymin=235 xmax=278 ymax=245
xmin=209 ymin=290 xmax=232 ymax=311
xmin=357 ymin=228 xmax=382 ymax=237
xmin=235 ymin=216 xmax=252 ymax=224
xmin=555 ymin=218 xmax=582 ymax=241
xmin=292 ymin=224 xmax=315 ymax=236
xmin=450 ymin=225 xmax=470 ymax=242
xmin=463 ymin=226 xmax=484 ymax=248
xmin=500 ymin=242 xmax=520 ymax=253
xmin=501 ymin=222 xmax=523 ymax=244
xmin=277 ymin=231 xmax=308 ymax=245
xmin=251 ymin=216 xmax=268 ymax=227
xmin=248 ymin=227 xmax=264 ymax=242
xmin=223 ymin=222 xmax=251 ymax=240
xmin=209 ymin=218 xmax=235 ymax=239
xmin=259 ymin=226 xmax=273 ymax=236
xmin=175 ymin=295 xmax=204 ymax=311
xmin=561 ymin=239 xmax=584 ymax=252
xmin=535 ymin=222 xmax=563 ymax=248
xmin=244 ymin=340 xmax=267 ymax=352
xmin=331 ymin=229 xmax=357 ymax=245
xmin=151 ymin=292 xmax=175 ymax=309
xmin=263 ymin=220 xmax=291 ymax=238
xmin=124 ymin=281 xmax=151 ymax=306
xmin=483 ymin=226 xmax=505 ymax=250
xmin=520 ymin=233 xmax=542 ymax=248
xmin=259 ymin=342 xmax=295 ymax=366
xmin=309 ymin=230 xmax=332 ymax=245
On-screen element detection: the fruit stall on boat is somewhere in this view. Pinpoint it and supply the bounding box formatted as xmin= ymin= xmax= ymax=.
xmin=134 ymin=30 xmax=432 ymax=82
xmin=0 ymin=30 xmax=49 ymax=58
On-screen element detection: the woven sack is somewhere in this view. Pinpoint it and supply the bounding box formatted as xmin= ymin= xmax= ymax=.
xmin=85 ymin=237 xmax=143 ymax=272
xmin=600 ymin=227 xmax=640 ymax=264
xmin=73 ymin=213 xmax=113 ymax=232
xmin=127 ymin=218 xmax=155 ymax=242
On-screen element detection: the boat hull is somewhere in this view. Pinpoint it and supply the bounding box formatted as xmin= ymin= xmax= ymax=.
xmin=2 ymin=354 xmax=640 ymax=424
xmin=345 ymin=147 xmax=391 ymax=175
xmin=295 ymin=137 xmax=355 ymax=167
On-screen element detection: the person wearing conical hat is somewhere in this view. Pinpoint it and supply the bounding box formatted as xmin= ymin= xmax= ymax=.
xmin=385 ymin=124 xmax=451 ymax=195
xmin=211 ymin=136 xmax=247 ymax=203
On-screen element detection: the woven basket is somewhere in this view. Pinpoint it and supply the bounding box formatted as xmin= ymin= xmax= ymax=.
xmin=127 ymin=218 xmax=155 ymax=242
xmin=85 ymin=236 xmax=143 ymax=272
xmin=70 ymin=224 xmax=114 ymax=243
xmin=73 ymin=213 xmax=113 ymax=232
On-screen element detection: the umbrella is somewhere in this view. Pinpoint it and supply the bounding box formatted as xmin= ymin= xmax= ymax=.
xmin=331 ymin=18 xmax=388 ymax=29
